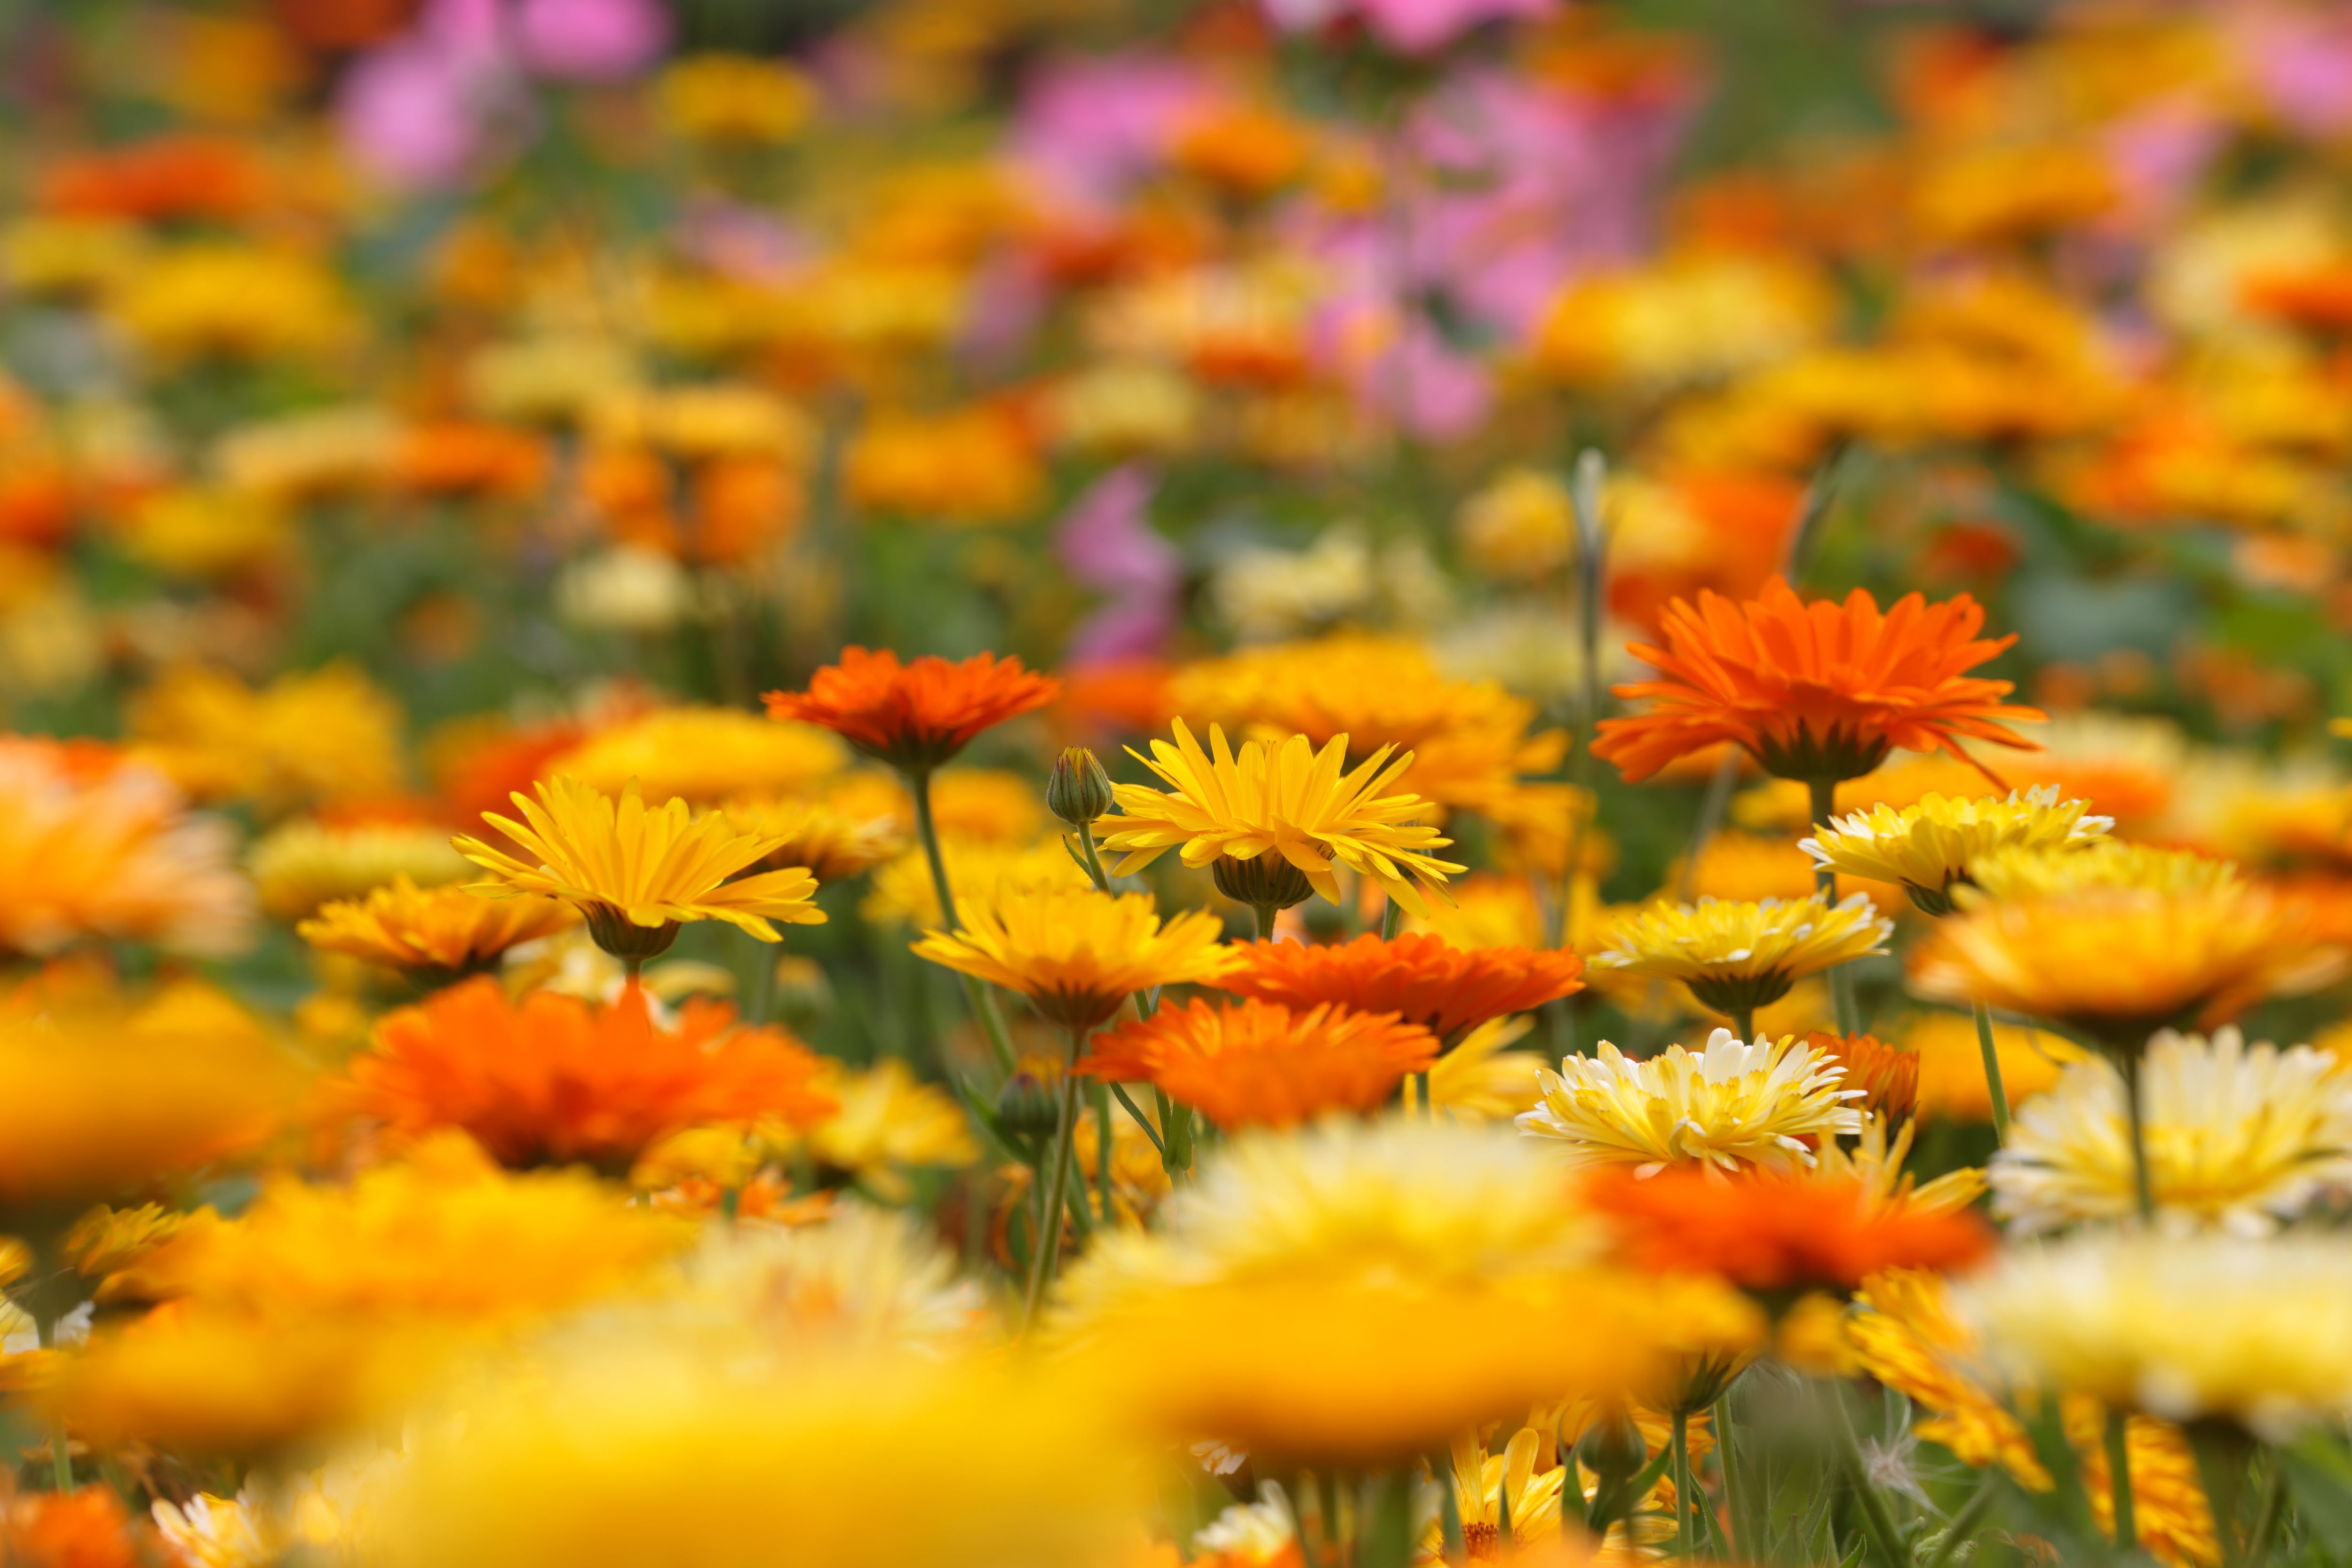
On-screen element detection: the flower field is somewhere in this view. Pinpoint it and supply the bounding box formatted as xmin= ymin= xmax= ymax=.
xmin=11 ymin=0 xmax=2352 ymax=1564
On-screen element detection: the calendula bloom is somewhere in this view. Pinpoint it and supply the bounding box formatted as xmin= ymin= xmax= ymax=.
xmin=0 ymin=736 xmax=254 ymax=958
xmin=2066 ymin=1399 xmax=2222 ymax=1568
xmin=247 ymin=816 xmax=470 ymax=921
xmin=1099 ymin=720 xmax=1465 ymax=916
xmin=763 ymin=647 xmax=1062 ymax=773
xmin=1962 ymin=840 xmax=2241 ymax=902
xmin=1801 ymin=787 xmax=2113 ymax=915
xmin=1911 ymin=881 xmax=2345 ymax=1042
xmin=1212 ymin=931 xmax=1584 ymax=1047
xmin=1 ymin=1490 xmax=162 ymax=1567
xmin=126 ymin=661 xmax=405 ymax=815
xmin=1805 ymin=1030 xmax=1919 ymax=1122
xmin=1079 ymin=997 xmax=1438 ymax=1128
xmin=335 ymin=978 xmax=835 ymax=1176
xmin=1593 ymin=893 xmax=1891 ymax=1019
xmin=1959 ymin=1232 xmax=2352 ymax=1442
xmin=1055 ymin=1119 xmax=1759 ymax=1465
xmin=1434 ymin=1428 xmax=1569 ymax=1561
xmin=297 ymin=876 xmax=576 ymax=976
xmin=385 ymin=1346 xmax=1135 ymax=1568
xmin=1518 ymin=1031 xmax=1865 ymax=1174
xmin=1583 ymin=1166 xmax=1994 ymax=1297
xmin=453 ymin=776 xmax=826 ymax=958
xmin=152 ymin=1449 xmax=404 ymax=1568
xmin=787 ymin=1059 xmax=981 ymax=1201
xmin=718 ymin=795 xmax=900 ymax=883
xmin=0 ymin=975 xmax=302 ymax=1215
xmin=1992 ymin=1027 xmax=2352 ymax=1236
xmin=1593 ymin=578 xmax=2043 ymax=784
xmin=911 ymin=887 xmax=1232 ymax=1029
xmin=549 ymin=707 xmax=846 ymax=804
xmin=860 ymin=836 xmax=1091 ymax=927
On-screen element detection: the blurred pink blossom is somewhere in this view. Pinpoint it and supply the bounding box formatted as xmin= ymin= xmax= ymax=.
xmin=1260 ymin=0 xmax=1556 ymax=55
xmin=515 ymin=0 xmax=671 ymax=81
xmin=1057 ymin=465 xmax=1180 ymax=665
xmin=2233 ymin=5 xmax=2352 ymax=137
xmin=1010 ymin=54 xmax=1220 ymax=214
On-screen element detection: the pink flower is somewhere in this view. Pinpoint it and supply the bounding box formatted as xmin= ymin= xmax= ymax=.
xmin=1258 ymin=0 xmax=1555 ymax=55
xmin=1011 ymin=53 xmax=1220 ymax=212
xmin=338 ymin=37 xmax=509 ymax=187
xmin=514 ymin=0 xmax=672 ymax=81
xmin=1057 ymin=465 xmax=1180 ymax=665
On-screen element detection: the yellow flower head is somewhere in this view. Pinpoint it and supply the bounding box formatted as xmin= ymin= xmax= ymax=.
xmin=297 ymin=876 xmax=578 ymax=975
xmin=717 ymin=796 xmax=901 ymax=884
xmin=860 ymin=836 xmax=1091 ymax=928
xmin=453 ymin=775 xmax=826 ymax=957
xmin=911 ymin=887 xmax=1232 ymax=1029
xmin=128 ymin=661 xmax=406 ymax=817
xmin=1099 ymin=719 xmax=1465 ymax=916
xmin=1848 ymin=1268 xmax=2049 ymax=1488
xmin=658 ymin=53 xmax=819 ymax=143
xmin=1992 ymin=1027 xmax=2352 ymax=1236
xmin=1961 ymin=840 xmax=2241 ymax=904
xmin=1593 ymin=893 xmax=1891 ymax=1018
xmin=551 ymin=708 xmax=845 ymax=805
xmin=1517 ymin=1030 xmax=1865 ymax=1175
xmin=1802 ymin=787 xmax=2112 ymax=915
xmin=248 ymin=817 xmax=470 ymax=921
xmin=1958 ymin=1232 xmax=2352 ymax=1443
xmin=788 ymin=1058 xmax=981 ymax=1201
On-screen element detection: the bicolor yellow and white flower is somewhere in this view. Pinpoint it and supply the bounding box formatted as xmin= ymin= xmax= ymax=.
xmin=1592 ymin=893 xmax=1891 ymax=1016
xmin=1801 ymin=786 xmax=2111 ymax=915
xmin=1516 ymin=1030 xmax=1865 ymax=1174
xmin=1992 ymin=1027 xmax=2352 ymax=1236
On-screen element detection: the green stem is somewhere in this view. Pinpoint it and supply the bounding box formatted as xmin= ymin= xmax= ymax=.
xmin=1923 ymin=1472 xmax=1999 ymax=1568
xmin=34 ymin=1307 xmax=72 ymax=1491
xmin=1380 ymin=894 xmax=1402 ymax=941
xmin=1019 ymin=1035 xmax=1086 ymax=1330
xmin=1808 ymin=776 xmax=1860 ymax=1036
xmin=1092 ymin=1080 xmax=1115 ymax=1225
xmin=1254 ymin=903 xmax=1279 ymax=940
xmin=1074 ymin=820 xmax=1113 ymax=894
xmin=1158 ymin=1086 xmax=1194 ymax=1182
xmin=2118 ymin=1050 xmax=2155 ymax=1223
xmin=1671 ymin=1409 xmax=1692 ymax=1559
xmin=1361 ymin=1470 xmax=1416 ymax=1568
xmin=1437 ymin=1448 xmax=1468 ymax=1565
xmin=2243 ymin=1457 xmax=2284 ymax=1568
xmin=1414 ymin=1069 xmax=1433 ymax=1120
xmin=1826 ymin=1382 xmax=1907 ymax=1568
xmin=1732 ymin=1007 xmax=1755 ymax=1044
xmin=1109 ymin=1082 xmax=1166 ymax=1155
xmin=912 ymin=767 xmax=1019 ymax=1074
xmin=1972 ymin=996 xmax=2011 ymax=1144
xmin=2106 ymin=1407 xmax=2137 ymax=1554
xmin=1713 ymin=1393 xmax=1744 ymax=1561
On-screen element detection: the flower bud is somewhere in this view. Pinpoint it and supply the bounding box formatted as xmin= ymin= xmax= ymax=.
xmin=994 ymin=1070 xmax=1062 ymax=1141
xmin=1045 ymin=747 xmax=1115 ymax=828
xmin=1574 ymin=1408 xmax=1648 ymax=1484
xmin=1211 ymin=851 xmax=1314 ymax=914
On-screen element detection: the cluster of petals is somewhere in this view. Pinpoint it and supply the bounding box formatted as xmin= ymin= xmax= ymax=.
xmin=763 ymin=647 xmax=1060 ymax=772
xmin=1517 ymin=1030 xmax=1864 ymax=1174
xmin=1212 ymin=931 xmax=1583 ymax=1045
xmin=1080 ymin=997 xmax=1437 ymax=1128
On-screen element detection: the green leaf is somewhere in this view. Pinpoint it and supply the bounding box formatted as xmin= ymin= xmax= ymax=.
xmin=2280 ymin=1433 xmax=2352 ymax=1557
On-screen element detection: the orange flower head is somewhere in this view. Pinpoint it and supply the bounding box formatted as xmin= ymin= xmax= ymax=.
xmin=336 ymin=977 xmax=836 ymax=1176
xmin=1078 ymin=997 xmax=1438 ymax=1129
xmin=1804 ymin=1030 xmax=1919 ymax=1123
xmin=296 ymin=875 xmax=577 ymax=978
xmin=2 ymin=1487 xmax=154 ymax=1568
xmin=1214 ymin=932 xmax=1584 ymax=1047
xmin=1585 ymin=1166 xmax=1995 ymax=1302
xmin=1593 ymin=577 xmax=2043 ymax=785
xmin=764 ymin=647 xmax=1062 ymax=773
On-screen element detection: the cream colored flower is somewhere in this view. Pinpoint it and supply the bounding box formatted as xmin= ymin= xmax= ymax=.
xmin=1992 ymin=1027 xmax=2352 ymax=1236
xmin=1801 ymin=787 xmax=2111 ymax=915
xmin=1593 ymin=893 xmax=1891 ymax=1020
xmin=1516 ymin=1030 xmax=1865 ymax=1175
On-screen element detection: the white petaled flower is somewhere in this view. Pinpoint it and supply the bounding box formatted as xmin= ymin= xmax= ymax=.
xmin=1516 ymin=1029 xmax=1865 ymax=1175
xmin=1991 ymin=1027 xmax=2352 ymax=1237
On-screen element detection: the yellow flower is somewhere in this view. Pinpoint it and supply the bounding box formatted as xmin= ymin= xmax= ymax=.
xmin=860 ymin=835 xmax=1091 ymax=928
xmin=109 ymin=244 xmax=348 ymax=362
xmin=659 ymin=54 xmax=820 ymax=142
xmin=1401 ymin=1015 xmax=1549 ymax=1120
xmin=1592 ymin=893 xmax=1891 ymax=1019
xmin=153 ymin=1449 xmax=403 ymax=1568
xmin=1848 ymin=1268 xmax=2049 ymax=1488
xmin=1454 ymin=466 xmax=1578 ymax=580
xmin=1992 ymin=1027 xmax=2352 ymax=1236
xmin=717 ymin=796 xmax=900 ymax=884
xmin=792 ymin=1058 xmax=980 ymax=1200
xmin=248 ymin=818 xmax=470 ymax=921
xmin=550 ymin=707 xmax=845 ymax=805
xmin=1802 ymin=788 xmax=2112 ymax=915
xmin=2066 ymin=1399 xmax=2221 ymax=1568
xmin=1957 ymin=1232 xmax=2352 ymax=1442
xmin=912 ymin=887 xmax=1232 ymax=1029
xmin=381 ymin=1346 xmax=1136 ymax=1568
xmin=128 ymin=662 xmax=406 ymax=816
xmin=1900 ymin=1010 xmax=2084 ymax=1123
xmin=454 ymin=776 xmax=826 ymax=957
xmin=1812 ymin=1113 xmax=1987 ymax=1218
xmin=0 ymin=215 xmax=146 ymax=298
xmin=1517 ymin=1029 xmax=1865 ymax=1174
xmin=1430 ymin=1427 xmax=1567 ymax=1560
xmin=296 ymin=876 xmax=578 ymax=975
xmin=1679 ymin=830 xmax=1819 ymax=904
xmin=1100 ymin=719 xmax=1465 ymax=916
xmin=213 ymin=405 xmax=400 ymax=502
xmin=119 ymin=487 xmax=291 ymax=579
xmin=1961 ymin=840 xmax=2241 ymax=902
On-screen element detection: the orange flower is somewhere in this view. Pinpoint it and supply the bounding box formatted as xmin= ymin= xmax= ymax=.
xmin=335 ymin=978 xmax=835 ymax=1176
xmin=1804 ymin=1030 xmax=1919 ymax=1123
xmin=1212 ymin=932 xmax=1584 ymax=1047
xmin=1584 ymin=1167 xmax=1994 ymax=1297
xmin=394 ymin=421 xmax=551 ymax=499
xmin=39 ymin=135 xmax=266 ymax=222
xmin=2 ymin=1487 xmax=154 ymax=1568
xmin=1078 ymin=997 xmax=1437 ymax=1129
xmin=764 ymin=647 xmax=1062 ymax=773
xmin=1592 ymin=577 xmax=2043 ymax=785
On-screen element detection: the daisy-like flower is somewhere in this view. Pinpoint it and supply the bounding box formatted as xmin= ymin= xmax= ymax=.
xmin=247 ymin=813 xmax=469 ymax=921
xmin=1078 ymin=997 xmax=1438 ymax=1129
xmin=1592 ymin=893 xmax=1891 ymax=1025
xmin=1097 ymin=719 xmax=1466 ymax=917
xmin=1991 ymin=1027 xmax=2352 ymax=1236
xmin=1962 ymin=840 xmax=2240 ymax=903
xmin=334 ymin=978 xmax=836 ymax=1176
xmin=1517 ymin=1030 xmax=1865 ymax=1174
xmin=1211 ymin=931 xmax=1584 ymax=1048
xmin=1910 ymin=880 xmax=2345 ymax=1045
xmin=1957 ymin=1232 xmax=2352 ymax=1443
xmin=1802 ymin=787 xmax=2112 ymax=915
xmin=551 ymin=706 xmax=846 ymax=804
xmin=763 ymin=646 xmax=1061 ymax=774
xmin=297 ymin=876 xmax=577 ymax=978
xmin=453 ymin=776 xmax=826 ymax=960
xmin=717 ymin=795 xmax=902 ymax=883
xmin=0 ymin=735 xmax=254 ymax=959
xmin=1592 ymin=578 xmax=2044 ymax=785
xmin=910 ymin=887 xmax=1233 ymax=1030
xmin=1805 ymin=1030 xmax=1919 ymax=1122
xmin=1584 ymin=1166 xmax=1994 ymax=1298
